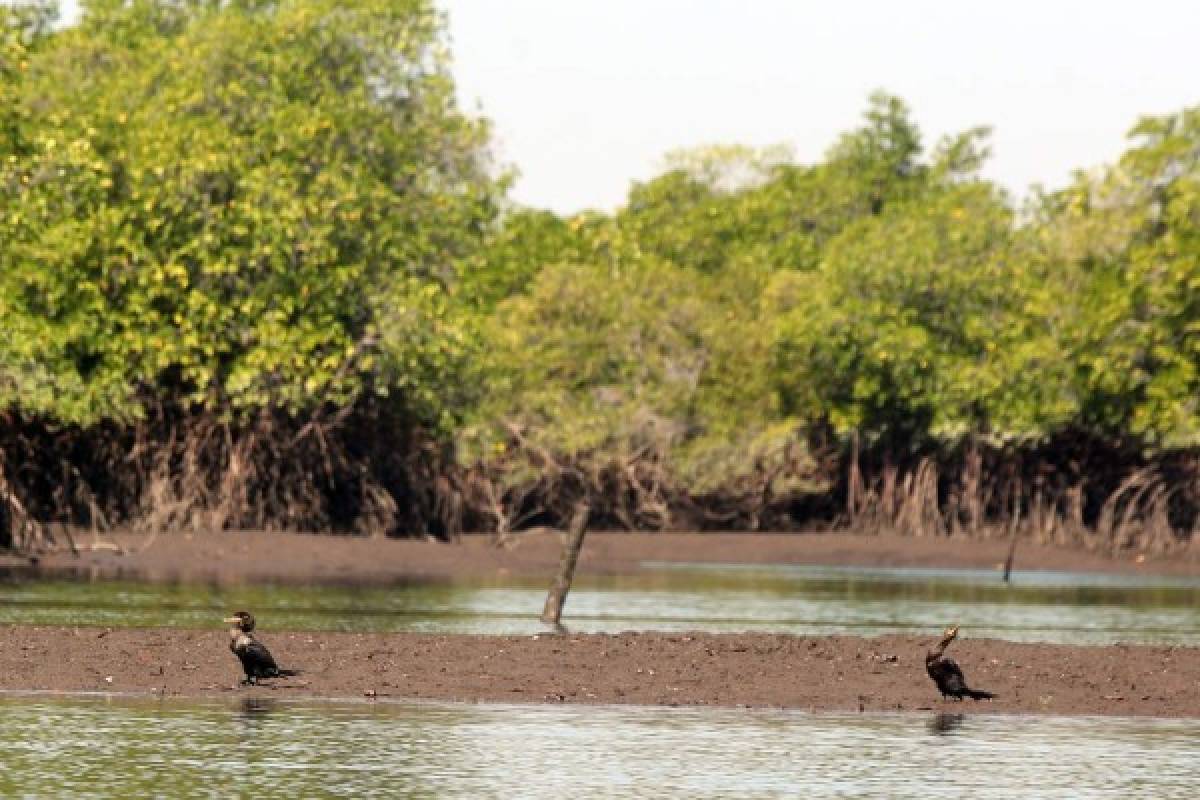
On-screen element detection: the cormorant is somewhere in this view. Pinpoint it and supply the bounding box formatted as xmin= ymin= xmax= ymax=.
xmin=925 ymin=625 xmax=995 ymax=701
xmin=224 ymin=611 xmax=301 ymax=685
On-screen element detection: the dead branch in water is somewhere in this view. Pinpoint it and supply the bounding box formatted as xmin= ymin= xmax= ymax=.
xmin=541 ymin=502 xmax=591 ymax=627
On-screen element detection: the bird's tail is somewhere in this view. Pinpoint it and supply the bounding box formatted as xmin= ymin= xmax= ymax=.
xmin=965 ymin=687 xmax=995 ymax=700
xmin=275 ymin=668 xmax=302 ymax=678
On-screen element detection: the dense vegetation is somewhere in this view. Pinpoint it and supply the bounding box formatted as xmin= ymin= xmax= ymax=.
xmin=1 ymin=0 xmax=499 ymax=543
xmin=3 ymin=1 xmax=1200 ymax=555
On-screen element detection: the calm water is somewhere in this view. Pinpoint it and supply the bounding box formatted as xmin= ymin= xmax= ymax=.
xmin=0 ymin=563 xmax=1197 ymax=645
xmin=0 ymin=694 xmax=1194 ymax=798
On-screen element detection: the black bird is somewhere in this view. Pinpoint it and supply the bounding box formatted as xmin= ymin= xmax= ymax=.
xmin=925 ymin=625 xmax=995 ymax=701
xmin=224 ymin=611 xmax=301 ymax=685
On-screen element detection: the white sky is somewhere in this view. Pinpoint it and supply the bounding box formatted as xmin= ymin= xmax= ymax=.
xmin=59 ymin=0 xmax=1200 ymax=214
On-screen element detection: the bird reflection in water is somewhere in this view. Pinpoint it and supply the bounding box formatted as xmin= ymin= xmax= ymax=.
xmin=238 ymin=696 xmax=279 ymax=717
xmin=928 ymin=713 xmax=965 ymax=735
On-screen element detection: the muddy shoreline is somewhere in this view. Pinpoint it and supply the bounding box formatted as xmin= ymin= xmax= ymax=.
xmin=1 ymin=627 xmax=1196 ymax=717
xmin=10 ymin=529 xmax=1199 ymax=584
xmin=3 ymin=530 xmax=1197 ymax=717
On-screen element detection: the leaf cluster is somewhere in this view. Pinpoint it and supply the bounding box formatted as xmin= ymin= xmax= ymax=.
xmin=468 ymin=92 xmax=1200 ymax=492
xmin=1 ymin=0 xmax=500 ymax=427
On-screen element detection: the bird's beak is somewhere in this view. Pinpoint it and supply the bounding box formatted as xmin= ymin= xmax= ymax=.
xmin=223 ymin=617 xmax=241 ymax=624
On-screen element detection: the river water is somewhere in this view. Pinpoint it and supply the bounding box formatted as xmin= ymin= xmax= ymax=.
xmin=1 ymin=563 xmax=1196 ymax=795
xmin=1 ymin=563 xmax=1196 ymax=644
xmin=0 ymin=694 xmax=1193 ymax=798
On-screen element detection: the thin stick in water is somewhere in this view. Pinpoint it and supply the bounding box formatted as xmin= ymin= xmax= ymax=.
xmin=541 ymin=502 xmax=591 ymax=626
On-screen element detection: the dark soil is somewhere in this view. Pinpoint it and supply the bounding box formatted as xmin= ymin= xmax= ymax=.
xmin=2 ymin=530 xmax=1197 ymax=715
xmin=9 ymin=528 xmax=1197 ymax=584
xmin=0 ymin=627 xmax=1195 ymax=717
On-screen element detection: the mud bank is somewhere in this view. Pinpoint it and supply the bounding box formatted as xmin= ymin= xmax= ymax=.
xmin=9 ymin=529 xmax=1197 ymax=584
xmin=1 ymin=627 xmax=1195 ymax=717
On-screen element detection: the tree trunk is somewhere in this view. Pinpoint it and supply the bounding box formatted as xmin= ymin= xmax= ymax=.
xmin=541 ymin=502 xmax=591 ymax=626
xmin=1003 ymin=495 xmax=1021 ymax=583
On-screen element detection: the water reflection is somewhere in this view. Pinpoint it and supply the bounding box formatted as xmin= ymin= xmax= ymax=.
xmin=238 ymin=696 xmax=278 ymax=716
xmin=648 ymin=562 xmax=1200 ymax=590
xmin=0 ymin=563 xmax=1198 ymax=645
xmin=0 ymin=695 xmax=1195 ymax=798
xmin=927 ymin=712 xmax=965 ymax=735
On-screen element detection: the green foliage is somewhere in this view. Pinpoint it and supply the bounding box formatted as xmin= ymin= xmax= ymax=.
xmin=474 ymin=256 xmax=707 ymax=455
xmin=8 ymin=8 xmax=1200 ymax=530
xmin=617 ymin=145 xmax=787 ymax=273
xmin=1122 ymin=109 xmax=1200 ymax=443
xmin=770 ymin=183 xmax=1075 ymax=445
xmin=1045 ymin=107 xmax=1200 ymax=444
xmin=0 ymin=0 xmax=499 ymax=425
xmin=469 ymin=91 xmax=1200 ymax=475
xmin=615 ymin=97 xmax=952 ymax=278
xmin=824 ymin=90 xmax=924 ymax=210
xmin=1 ymin=2 xmax=54 ymax=152
xmin=465 ymin=95 xmax=1052 ymax=490
xmin=466 ymin=242 xmax=786 ymax=491
xmin=457 ymin=208 xmax=584 ymax=311
xmin=470 ymin=93 xmax=1068 ymax=476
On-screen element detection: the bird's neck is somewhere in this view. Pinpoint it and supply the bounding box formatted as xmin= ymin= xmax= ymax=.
xmin=926 ymin=638 xmax=952 ymax=664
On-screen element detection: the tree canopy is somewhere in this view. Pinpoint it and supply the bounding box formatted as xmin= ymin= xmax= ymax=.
xmin=4 ymin=4 xmax=1200 ymax=540
xmin=1 ymin=0 xmax=501 ymax=427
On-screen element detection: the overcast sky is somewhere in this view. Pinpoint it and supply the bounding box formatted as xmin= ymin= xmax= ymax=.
xmin=59 ymin=0 xmax=1200 ymax=213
